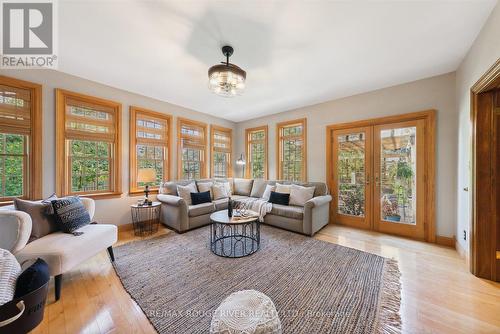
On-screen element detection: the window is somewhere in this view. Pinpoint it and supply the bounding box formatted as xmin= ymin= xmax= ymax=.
xmin=210 ymin=125 xmax=232 ymax=178
xmin=177 ymin=117 xmax=207 ymax=180
xmin=0 ymin=76 xmax=42 ymax=202
xmin=245 ymin=126 xmax=268 ymax=179
xmin=129 ymin=107 xmax=171 ymax=194
xmin=56 ymin=89 xmax=121 ymax=198
xmin=277 ymin=118 xmax=307 ymax=181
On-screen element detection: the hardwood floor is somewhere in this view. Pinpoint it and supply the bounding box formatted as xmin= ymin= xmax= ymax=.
xmin=31 ymin=224 xmax=500 ymax=334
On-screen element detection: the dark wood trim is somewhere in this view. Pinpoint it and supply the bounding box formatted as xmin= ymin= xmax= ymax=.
xmin=470 ymin=58 xmax=500 ymax=281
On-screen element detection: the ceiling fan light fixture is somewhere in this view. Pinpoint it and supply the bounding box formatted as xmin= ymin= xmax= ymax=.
xmin=208 ymin=45 xmax=246 ymax=97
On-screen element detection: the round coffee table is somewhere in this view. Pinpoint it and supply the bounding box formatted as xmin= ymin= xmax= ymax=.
xmin=210 ymin=210 xmax=260 ymax=258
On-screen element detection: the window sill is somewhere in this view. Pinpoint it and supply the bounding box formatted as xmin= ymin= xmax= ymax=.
xmin=77 ymin=192 xmax=123 ymax=200
xmin=128 ymin=189 xmax=159 ymax=197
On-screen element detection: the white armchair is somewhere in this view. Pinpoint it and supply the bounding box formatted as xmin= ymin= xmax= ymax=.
xmin=0 ymin=198 xmax=117 ymax=301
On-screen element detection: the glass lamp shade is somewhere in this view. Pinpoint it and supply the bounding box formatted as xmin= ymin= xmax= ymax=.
xmin=137 ymin=168 xmax=157 ymax=184
xmin=208 ymin=63 xmax=246 ymax=97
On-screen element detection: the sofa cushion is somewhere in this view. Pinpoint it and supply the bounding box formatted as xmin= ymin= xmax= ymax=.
xmin=261 ymin=184 xmax=276 ymax=201
xmin=188 ymin=202 xmax=215 ymax=217
xmin=233 ymin=179 xmax=253 ymax=196
xmin=191 ymin=191 xmax=211 ymax=205
xmin=159 ymin=180 xmax=194 ymax=195
xmin=197 ymin=181 xmax=214 ymax=199
xmin=289 ymin=184 xmax=316 ymax=206
xmin=14 ymin=258 xmax=49 ymax=298
xmin=275 ymin=183 xmax=292 ymax=194
xmin=213 ymin=182 xmax=231 ymax=200
xmin=275 ymin=181 xmax=328 ymax=197
xmin=270 ymin=204 xmax=304 ymax=220
xmin=250 ymin=179 xmax=268 ymax=198
xmin=177 ymin=182 xmax=197 ymax=205
xmin=0 ymin=249 xmax=21 ymax=306
xmin=15 ymin=224 xmax=118 ymax=277
xmin=269 ymin=191 xmax=290 ymax=205
xmin=213 ymin=198 xmax=228 ymax=211
xmin=51 ymin=197 xmax=91 ymax=234
xmin=14 ymin=197 xmax=58 ymax=242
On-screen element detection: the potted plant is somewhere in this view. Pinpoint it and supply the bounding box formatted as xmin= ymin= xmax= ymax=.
xmin=382 ymin=195 xmax=400 ymax=222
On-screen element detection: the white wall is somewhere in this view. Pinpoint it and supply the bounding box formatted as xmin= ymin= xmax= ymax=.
xmin=235 ymin=73 xmax=458 ymax=237
xmin=0 ymin=69 xmax=235 ymax=226
xmin=455 ymin=2 xmax=500 ymax=256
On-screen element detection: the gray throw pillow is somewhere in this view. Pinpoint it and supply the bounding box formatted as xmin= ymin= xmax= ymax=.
xmin=51 ymin=197 xmax=91 ymax=234
xmin=14 ymin=197 xmax=59 ymax=242
xmin=250 ymin=179 xmax=268 ymax=198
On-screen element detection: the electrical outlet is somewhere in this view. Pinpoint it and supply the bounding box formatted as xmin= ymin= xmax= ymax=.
xmin=463 ymin=230 xmax=466 ymax=241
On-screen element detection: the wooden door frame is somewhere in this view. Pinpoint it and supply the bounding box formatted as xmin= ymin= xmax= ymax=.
xmin=326 ymin=109 xmax=436 ymax=242
xmin=470 ymin=58 xmax=500 ymax=280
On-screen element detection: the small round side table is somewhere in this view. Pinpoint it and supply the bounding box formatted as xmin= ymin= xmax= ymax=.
xmin=130 ymin=202 xmax=161 ymax=236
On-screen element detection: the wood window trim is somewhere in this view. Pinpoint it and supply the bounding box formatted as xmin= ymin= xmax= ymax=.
xmin=210 ymin=124 xmax=232 ymax=178
xmin=55 ymin=89 xmax=122 ymax=199
xmin=276 ymin=118 xmax=307 ymax=181
xmin=129 ymin=106 xmax=172 ymax=196
xmin=245 ymin=125 xmax=268 ymax=179
xmin=0 ymin=75 xmax=42 ymax=204
xmin=177 ymin=117 xmax=208 ymax=180
xmin=325 ymin=109 xmax=436 ymax=243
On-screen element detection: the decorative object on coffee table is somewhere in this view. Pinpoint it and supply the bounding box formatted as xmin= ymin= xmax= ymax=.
xmin=210 ymin=209 xmax=260 ymax=258
xmin=210 ymin=290 xmax=282 ymax=334
xmin=131 ymin=202 xmax=161 ymax=236
xmin=137 ymin=168 xmax=157 ymax=205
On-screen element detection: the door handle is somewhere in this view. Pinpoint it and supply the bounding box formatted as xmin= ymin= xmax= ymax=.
xmin=366 ymin=174 xmax=370 ymax=185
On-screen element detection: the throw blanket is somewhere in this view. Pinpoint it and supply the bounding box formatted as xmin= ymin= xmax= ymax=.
xmin=233 ymin=198 xmax=272 ymax=222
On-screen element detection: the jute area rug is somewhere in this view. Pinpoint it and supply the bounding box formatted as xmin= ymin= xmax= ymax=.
xmin=112 ymin=225 xmax=401 ymax=334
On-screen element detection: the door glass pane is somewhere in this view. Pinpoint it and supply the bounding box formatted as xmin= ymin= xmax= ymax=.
xmin=380 ymin=127 xmax=417 ymax=224
xmin=337 ymin=133 xmax=365 ymax=217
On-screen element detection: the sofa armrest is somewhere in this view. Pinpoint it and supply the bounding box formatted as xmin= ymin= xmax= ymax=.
xmin=303 ymin=195 xmax=332 ymax=236
xmin=157 ymin=194 xmax=186 ymax=207
xmin=157 ymin=194 xmax=189 ymax=232
xmin=0 ymin=210 xmax=32 ymax=254
xmin=304 ymin=195 xmax=332 ymax=209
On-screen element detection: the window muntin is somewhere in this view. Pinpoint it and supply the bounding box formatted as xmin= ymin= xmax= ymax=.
xmin=210 ymin=125 xmax=232 ymax=178
xmin=277 ymin=118 xmax=307 ymax=182
xmin=56 ymin=89 xmax=121 ymax=197
xmin=0 ymin=77 xmax=41 ymax=202
xmin=130 ymin=107 xmax=171 ymax=193
xmin=245 ymin=126 xmax=267 ymax=179
xmin=178 ymin=118 xmax=207 ymax=180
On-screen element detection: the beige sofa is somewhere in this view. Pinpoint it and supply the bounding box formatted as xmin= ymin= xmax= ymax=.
xmin=157 ymin=178 xmax=332 ymax=236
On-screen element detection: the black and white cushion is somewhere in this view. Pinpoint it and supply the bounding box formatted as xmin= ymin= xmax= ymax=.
xmin=51 ymin=197 xmax=91 ymax=234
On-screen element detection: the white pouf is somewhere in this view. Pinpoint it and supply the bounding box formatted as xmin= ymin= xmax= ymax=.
xmin=210 ymin=290 xmax=282 ymax=334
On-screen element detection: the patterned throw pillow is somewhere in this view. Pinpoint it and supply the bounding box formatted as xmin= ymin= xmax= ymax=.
xmin=51 ymin=197 xmax=91 ymax=234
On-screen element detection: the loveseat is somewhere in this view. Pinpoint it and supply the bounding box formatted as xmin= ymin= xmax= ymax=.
xmin=0 ymin=198 xmax=117 ymax=300
xmin=157 ymin=178 xmax=332 ymax=236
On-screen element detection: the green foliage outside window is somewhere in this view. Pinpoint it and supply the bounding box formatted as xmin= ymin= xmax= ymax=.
xmin=0 ymin=133 xmax=25 ymax=197
xmin=70 ymin=140 xmax=111 ymax=193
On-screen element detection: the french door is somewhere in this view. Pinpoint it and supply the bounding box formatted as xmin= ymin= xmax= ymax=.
xmin=329 ymin=113 xmax=433 ymax=241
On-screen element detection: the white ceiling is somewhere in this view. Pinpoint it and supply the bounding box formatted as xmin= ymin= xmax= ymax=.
xmin=58 ymin=0 xmax=497 ymax=122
